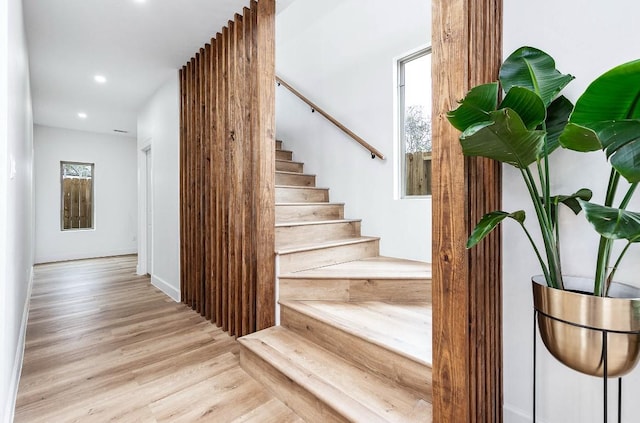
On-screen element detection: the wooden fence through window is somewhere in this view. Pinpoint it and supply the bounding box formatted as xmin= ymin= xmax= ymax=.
xmin=179 ymin=0 xmax=276 ymax=337
xmin=62 ymin=178 xmax=93 ymax=230
xmin=405 ymin=151 xmax=432 ymax=196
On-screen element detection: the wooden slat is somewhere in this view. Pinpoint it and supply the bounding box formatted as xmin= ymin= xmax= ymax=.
xmin=240 ymin=9 xmax=251 ymax=336
xmin=179 ymin=67 xmax=185 ymax=301
xmin=203 ymin=44 xmax=211 ymax=320
xmin=186 ymin=59 xmax=194 ymax=308
xmin=221 ymin=25 xmax=230 ymax=332
xmin=208 ymin=38 xmax=220 ymax=324
xmin=194 ymin=52 xmax=202 ymax=313
xmin=248 ymin=2 xmax=259 ymax=334
xmin=254 ymin=0 xmax=276 ymax=331
xmin=432 ymin=0 xmax=503 ymax=421
xmin=196 ymin=48 xmax=204 ymax=316
xmin=214 ymin=32 xmax=224 ymax=328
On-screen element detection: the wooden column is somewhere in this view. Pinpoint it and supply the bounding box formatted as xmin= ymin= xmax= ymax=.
xmin=179 ymin=0 xmax=275 ymax=338
xmin=432 ymin=0 xmax=503 ymax=421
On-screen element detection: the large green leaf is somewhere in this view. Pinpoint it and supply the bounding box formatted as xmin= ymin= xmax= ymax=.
xmin=559 ymin=122 xmax=601 ymax=152
xmin=561 ymin=60 xmax=640 ymax=183
xmin=592 ymin=120 xmax=640 ymax=183
xmin=580 ymin=200 xmax=640 ymax=241
xmin=459 ymin=108 xmax=545 ymax=168
xmin=544 ymin=96 xmax=573 ymax=154
xmin=570 ymin=59 xmax=640 ymax=124
xmin=562 ymin=120 xmax=640 ymax=183
xmin=499 ymin=47 xmax=574 ymax=107
xmin=499 ymin=87 xmax=546 ymax=130
xmin=467 ymin=211 xmax=526 ymax=248
xmin=447 ymin=83 xmax=499 ymax=131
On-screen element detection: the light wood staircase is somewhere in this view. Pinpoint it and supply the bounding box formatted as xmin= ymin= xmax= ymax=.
xmin=238 ymin=140 xmax=433 ymax=422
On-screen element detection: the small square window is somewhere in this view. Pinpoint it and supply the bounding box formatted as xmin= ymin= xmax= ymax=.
xmin=398 ymin=48 xmax=432 ymax=197
xmin=61 ymin=162 xmax=94 ymax=230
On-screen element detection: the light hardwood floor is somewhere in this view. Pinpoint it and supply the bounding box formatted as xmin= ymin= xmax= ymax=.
xmin=14 ymin=255 xmax=301 ymax=423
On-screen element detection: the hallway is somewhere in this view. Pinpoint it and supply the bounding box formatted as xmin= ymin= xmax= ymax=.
xmin=14 ymin=255 xmax=300 ymax=422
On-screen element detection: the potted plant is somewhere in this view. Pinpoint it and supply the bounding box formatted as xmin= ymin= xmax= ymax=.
xmin=447 ymin=46 xmax=640 ymax=377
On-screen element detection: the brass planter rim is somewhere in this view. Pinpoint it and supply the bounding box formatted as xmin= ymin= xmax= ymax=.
xmin=532 ymin=275 xmax=640 ymax=333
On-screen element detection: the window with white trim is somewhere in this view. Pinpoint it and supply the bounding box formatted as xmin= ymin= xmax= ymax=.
xmin=398 ymin=48 xmax=432 ymax=197
xmin=61 ymin=161 xmax=94 ymax=230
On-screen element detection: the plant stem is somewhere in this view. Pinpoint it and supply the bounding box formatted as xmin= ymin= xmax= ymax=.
xmin=618 ymin=182 xmax=638 ymax=209
xmin=605 ymin=238 xmax=639 ymax=296
xmin=594 ymin=169 xmax=620 ymax=296
xmin=594 ymin=237 xmax=612 ymax=296
xmin=605 ymin=169 xmax=620 ymax=207
xmin=522 ymin=167 xmax=563 ymax=289
xmin=599 ymin=182 xmax=640 ymax=295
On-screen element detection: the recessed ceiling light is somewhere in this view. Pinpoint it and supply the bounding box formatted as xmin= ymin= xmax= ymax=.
xmin=94 ymin=75 xmax=107 ymax=84
xmin=134 ymin=0 xmax=146 ymax=3
xmin=78 ymin=112 xmax=87 ymax=119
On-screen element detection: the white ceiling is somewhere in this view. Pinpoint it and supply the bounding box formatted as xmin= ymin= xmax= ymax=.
xmin=24 ymin=0 xmax=295 ymax=137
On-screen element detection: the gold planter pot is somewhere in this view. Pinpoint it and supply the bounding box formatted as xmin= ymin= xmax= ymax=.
xmin=532 ymin=275 xmax=640 ymax=377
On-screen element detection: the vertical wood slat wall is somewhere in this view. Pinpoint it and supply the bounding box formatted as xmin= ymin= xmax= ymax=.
xmin=432 ymin=0 xmax=503 ymax=421
xmin=179 ymin=0 xmax=276 ymax=338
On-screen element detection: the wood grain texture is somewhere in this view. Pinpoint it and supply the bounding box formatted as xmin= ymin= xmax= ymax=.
xmin=431 ymin=0 xmax=503 ymax=421
xmin=179 ymin=0 xmax=275 ymax=337
xmin=254 ymin=0 xmax=276 ymax=330
xmin=14 ymin=256 xmax=301 ymax=423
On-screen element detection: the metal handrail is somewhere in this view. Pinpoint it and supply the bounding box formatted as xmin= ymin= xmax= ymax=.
xmin=276 ymin=76 xmax=385 ymax=160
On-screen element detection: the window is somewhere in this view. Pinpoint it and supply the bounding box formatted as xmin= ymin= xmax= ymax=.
xmin=61 ymin=162 xmax=94 ymax=230
xmin=398 ymin=48 xmax=432 ymax=197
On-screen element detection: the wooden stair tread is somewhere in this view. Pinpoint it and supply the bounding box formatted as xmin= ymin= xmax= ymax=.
xmin=239 ymin=326 xmax=432 ymax=422
xmin=276 ymin=236 xmax=379 ymax=255
xmin=280 ymin=300 xmax=432 ymax=366
xmin=275 ymin=219 xmax=361 ymax=228
xmin=281 ymin=256 xmax=432 ymax=280
xmin=275 ymin=159 xmax=304 ymax=165
xmin=275 ymin=185 xmax=328 ymax=190
xmin=276 ymin=170 xmax=314 ymax=176
xmin=276 ymin=202 xmax=345 ymax=206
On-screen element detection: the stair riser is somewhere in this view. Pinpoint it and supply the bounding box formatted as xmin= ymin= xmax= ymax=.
xmin=275 ymin=187 xmax=329 ymax=203
xmin=276 ymin=150 xmax=293 ymax=161
xmin=278 ymin=239 xmax=379 ymax=274
xmin=239 ymin=346 xmax=350 ymax=423
xmin=276 ymin=173 xmax=315 ymax=187
xmin=276 ymin=222 xmax=360 ymax=248
xmin=276 ymin=204 xmax=344 ymax=223
xmin=276 ymin=161 xmax=304 ymax=173
xmin=279 ymin=278 xmax=431 ymax=302
xmin=281 ymin=306 xmax=432 ymax=400
xmin=276 ymin=140 xmax=283 ymax=150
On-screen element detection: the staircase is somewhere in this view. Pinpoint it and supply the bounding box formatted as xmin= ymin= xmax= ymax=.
xmin=238 ymin=140 xmax=433 ymax=422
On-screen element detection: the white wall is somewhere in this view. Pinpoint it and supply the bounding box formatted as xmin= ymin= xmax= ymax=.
xmin=503 ymin=2 xmax=640 ymax=422
xmin=275 ymin=0 xmax=431 ymax=262
xmin=34 ymin=126 xmax=137 ymax=263
xmin=1 ymin=0 xmax=34 ymax=420
xmin=137 ymin=73 xmax=181 ymax=301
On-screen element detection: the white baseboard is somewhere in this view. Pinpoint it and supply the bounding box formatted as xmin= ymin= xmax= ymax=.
xmin=35 ymin=248 xmax=137 ymax=264
xmin=4 ymin=266 xmax=34 ymax=423
xmin=151 ymin=275 xmax=180 ymax=302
